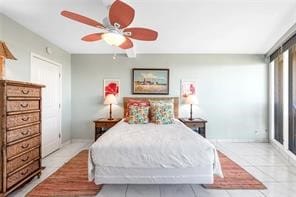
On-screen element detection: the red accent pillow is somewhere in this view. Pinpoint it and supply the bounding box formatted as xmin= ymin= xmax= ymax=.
xmin=125 ymin=99 xmax=150 ymax=118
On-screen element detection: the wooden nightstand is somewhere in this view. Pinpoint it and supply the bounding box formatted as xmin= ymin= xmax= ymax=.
xmin=179 ymin=118 xmax=208 ymax=138
xmin=94 ymin=118 xmax=122 ymax=141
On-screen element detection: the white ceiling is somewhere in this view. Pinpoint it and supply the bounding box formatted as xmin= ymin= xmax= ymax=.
xmin=1 ymin=0 xmax=296 ymax=54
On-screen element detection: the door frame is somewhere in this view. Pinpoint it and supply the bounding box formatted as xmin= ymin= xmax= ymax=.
xmin=274 ymin=55 xmax=284 ymax=144
xmin=30 ymin=52 xmax=63 ymax=152
xmin=289 ymin=47 xmax=296 ymax=154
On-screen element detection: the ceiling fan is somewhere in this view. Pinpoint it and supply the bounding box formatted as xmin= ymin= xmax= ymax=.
xmin=61 ymin=0 xmax=158 ymax=49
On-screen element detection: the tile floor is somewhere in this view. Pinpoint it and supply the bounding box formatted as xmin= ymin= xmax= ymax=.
xmin=9 ymin=141 xmax=296 ymax=197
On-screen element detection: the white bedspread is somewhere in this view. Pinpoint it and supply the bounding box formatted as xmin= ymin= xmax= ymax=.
xmin=89 ymin=119 xmax=223 ymax=181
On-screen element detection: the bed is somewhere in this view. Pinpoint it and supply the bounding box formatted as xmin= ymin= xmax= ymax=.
xmin=88 ymin=97 xmax=223 ymax=184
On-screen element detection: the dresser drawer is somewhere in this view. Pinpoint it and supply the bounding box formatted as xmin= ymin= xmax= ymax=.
xmin=7 ymin=124 xmax=40 ymax=143
xmin=7 ymin=112 xmax=40 ymax=129
xmin=7 ymin=148 xmax=40 ymax=174
xmin=7 ymin=85 xmax=41 ymax=97
xmin=7 ymin=100 xmax=40 ymax=112
xmin=7 ymin=160 xmax=39 ymax=189
xmin=7 ymin=136 xmax=41 ymax=159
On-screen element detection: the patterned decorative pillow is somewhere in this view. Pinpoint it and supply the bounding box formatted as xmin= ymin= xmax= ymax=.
xmin=150 ymin=102 xmax=174 ymax=124
xmin=125 ymin=99 xmax=150 ymax=118
xmin=127 ymin=105 xmax=149 ymax=124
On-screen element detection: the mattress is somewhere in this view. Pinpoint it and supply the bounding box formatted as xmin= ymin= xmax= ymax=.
xmin=89 ymin=119 xmax=223 ymax=184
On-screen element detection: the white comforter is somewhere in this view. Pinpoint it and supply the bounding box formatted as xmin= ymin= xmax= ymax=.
xmin=89 ymin=119 xmax=223 ymax=180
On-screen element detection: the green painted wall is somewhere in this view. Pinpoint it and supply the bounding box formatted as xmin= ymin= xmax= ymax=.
xmin=71 ymin=54 xmax=268 ymax=141
xmin=0 ymin=14 xmax=71 ymax=143
xmin=0 ymin=13 xmax=269 ymax=142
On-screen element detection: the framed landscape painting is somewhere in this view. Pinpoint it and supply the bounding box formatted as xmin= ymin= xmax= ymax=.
xmin=132 ymin=68 xmax=169 ymax=95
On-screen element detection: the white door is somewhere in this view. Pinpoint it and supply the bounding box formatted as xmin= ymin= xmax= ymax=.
xmin=31 ymin=54 xmax=61 ymax=157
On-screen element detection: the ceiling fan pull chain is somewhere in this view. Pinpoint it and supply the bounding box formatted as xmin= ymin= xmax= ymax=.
xmin=114 ymin=23 xmax=121 ymax=29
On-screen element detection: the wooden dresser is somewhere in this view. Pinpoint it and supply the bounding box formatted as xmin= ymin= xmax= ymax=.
xmin=0 ymin=80 xmax=44 ymax=196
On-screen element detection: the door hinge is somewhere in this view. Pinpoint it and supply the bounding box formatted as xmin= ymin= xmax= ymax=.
xmin=59 ymin=133 xmax=61 ymax=138
xmin=59 ymin=73 xmax=61 ymax=78
xmin=59 ymin=104 xmax=61 ymax=109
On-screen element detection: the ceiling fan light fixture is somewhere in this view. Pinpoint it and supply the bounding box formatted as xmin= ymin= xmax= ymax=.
xmin=61 ymin=0 xmax=158 ymax=50
xmin=102 ymin=32 xmax=126 ymax=46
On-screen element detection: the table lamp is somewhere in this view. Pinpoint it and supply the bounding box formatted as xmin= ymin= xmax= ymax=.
xmin=104 ymin=94 xmax=117 ymax=120
xmin=0 ymin=41 xmax=17 ymax=79
xmin=184 ymin=95 xmax=198 ymax=120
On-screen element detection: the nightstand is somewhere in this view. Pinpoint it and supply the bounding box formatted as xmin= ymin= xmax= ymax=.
xmin=179 ymin=118 xmax=208 ymax=138
xmin=93 ymin=118 xmax=122 ymax=141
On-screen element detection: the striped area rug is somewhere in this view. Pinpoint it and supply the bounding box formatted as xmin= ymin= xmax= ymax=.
xmin=26 ymin=150 xmax=101 ymax=196
xmin=203 ymin=151 xmax=266 ymax=189
xmin=27 ymin=150 xmax=265 ymax=196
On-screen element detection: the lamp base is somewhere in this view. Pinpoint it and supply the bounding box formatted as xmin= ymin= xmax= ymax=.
xmin=108 ymin=104 xmax=114 ymax=120
xmin=189 ymin=104 xmax=193 ymax=121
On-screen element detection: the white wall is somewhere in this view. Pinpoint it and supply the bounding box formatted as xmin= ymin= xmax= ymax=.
xmin=0 ymin=14 xmax=3 ymax=39
xmin=0 ymin=14 xmax=72 ymax=143
xmin=71 ymin=54 xmax=268 ymax=141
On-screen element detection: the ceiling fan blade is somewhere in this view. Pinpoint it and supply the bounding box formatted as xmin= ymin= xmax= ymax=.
xmin=81 ymin=33 xmax=104 ymax=42
xmin=124 ymin=28 xmax=158 ymax=41
xmin=109 ymin=0 xmax=135 ymax=29
xmin=61 ymin=10 xmax=104 ymax=28
xmin=119 ymin=37 xmax=133 ymax=49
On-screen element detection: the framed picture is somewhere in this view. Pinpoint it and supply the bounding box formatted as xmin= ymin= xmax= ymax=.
xmin=132 ymin=68 xmax=169 ymax=95
xmin=104 ymin=79 xmax=120 ymax=98
xmin=181 ymin=80 xmax=197 ymax=99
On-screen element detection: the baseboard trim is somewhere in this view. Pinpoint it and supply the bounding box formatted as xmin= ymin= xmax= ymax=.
xmin=209 ymin=138 xmax=268 ymax=143
xmin=270 ymin=140 xmax=296 ymax=167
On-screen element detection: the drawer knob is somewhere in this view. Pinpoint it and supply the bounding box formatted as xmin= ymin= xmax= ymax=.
xmin=22 ymin=117 xmax=30 ymax=121
xmin=20 ymin=103 xmax=29 ymax=108
xmin=21 ymin=90 xmax=30 ymax=94
xmin=21 ymin=143 xmax=29 ymax=149
xmin=21 ymin=169 xmax=29 ymax=176
xmin=21 ymin=130 xmax=29 ymax=135
xmin=21 ymin=156 xmax=29 ymax=162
